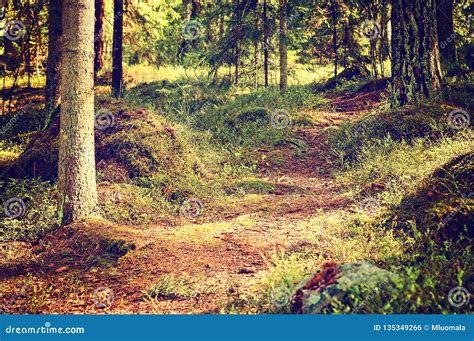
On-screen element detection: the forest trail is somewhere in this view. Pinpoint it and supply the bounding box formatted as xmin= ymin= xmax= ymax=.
xmin=1 ymin=87 xmax=384 ymax=314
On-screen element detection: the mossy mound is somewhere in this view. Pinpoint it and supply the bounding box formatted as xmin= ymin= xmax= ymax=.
xmin=330 ymin=103 xmax=470 ymax=163
xmin=320 ymin=66 xmax=370 ymax=90
xmin=395 ymin=152 xmax=473 ymax=244
xmin=2 ymin=108 xmax=207 ymax=184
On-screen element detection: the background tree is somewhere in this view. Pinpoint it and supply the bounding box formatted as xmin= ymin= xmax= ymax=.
xmin=94 ymin=0 xmax=105 ymax=81
xmin=263 ymin=0 xmax=269 ymax=87
xmin=391 ymin=0 xmax=442 ymax=107
xmin=58 ymin=0 xmax=98 ymax=224
xmin=279 ymin=0 xmax=288 ymax=92
xmin=436 ymin=0 xmax=458 ymax=74
xmin=44 ymin=0 xmax=62 ymax=125
xmin=112 ymin=0 xmax=124 ymax=97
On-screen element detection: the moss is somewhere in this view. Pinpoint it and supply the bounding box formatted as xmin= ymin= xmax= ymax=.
xmin=329 ymin=103 xmax=467 ymax=164
xmin=395 ymin=152 xmax=474 ymax=244
xmin=229 ymin=178 xmax=276 ymax=194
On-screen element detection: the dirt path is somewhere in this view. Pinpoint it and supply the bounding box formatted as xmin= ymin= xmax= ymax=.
xmin=0 ymin=88 xmax=384 ymax=314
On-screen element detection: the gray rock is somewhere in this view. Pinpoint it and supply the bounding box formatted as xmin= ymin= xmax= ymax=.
xmin=292 ymin=262 xmax=398 ymax=314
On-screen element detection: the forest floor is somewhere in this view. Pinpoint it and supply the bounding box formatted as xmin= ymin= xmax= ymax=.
xmin=0 ymin=85 xmax=386 ymax=314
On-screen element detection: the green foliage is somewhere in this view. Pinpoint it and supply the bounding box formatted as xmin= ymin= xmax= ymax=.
xmin=328 ymin=103 xmax=466 ymax=166
xmin=442 ymin=73 xmax=474 ymax=109
xmin=148 ymin=274 xmax=215 ymax=300
xmin=0 ymin=179 xmax=57 ymax=242
xmin=249 ymin=102 xmax=473 ymax=314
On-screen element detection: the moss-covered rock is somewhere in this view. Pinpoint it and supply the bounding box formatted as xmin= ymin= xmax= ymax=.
xmin=292 ymin=262 xmax=398 ymax=314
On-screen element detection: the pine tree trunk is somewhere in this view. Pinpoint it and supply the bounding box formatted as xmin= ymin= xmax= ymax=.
xmin=234 ymin=0 xmax=240 ymax=85
xmin=254 ymin=2 xmax=259 ymax=89
xmin=391 ymin=0 xmax=442 ymax=107
xmin=45 ymin=0 xmax=62 ymax=123
xmin=436 ymin=0 xmax=458 ymax=74
xmin=59 ymin=0 xmax=98 ymax=225
xmin=379 ymin=0 xmax=387 ymax=77
xmin=368 ymin=6 xmax=378 ymax=78
xmin=263 ymin=0 xmax=269 ymax=87
xmin=94 ymin=0 xmax=105 ymax=81
xmin=112 ymin=0 xmax=123 ymax=97
xmin=331 ymin=0 xmax=338 ymax=79
xmin=279 ymin=0 xmax=288 ymax=93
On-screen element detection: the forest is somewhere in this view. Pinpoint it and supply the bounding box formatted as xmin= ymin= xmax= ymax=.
xmin=0 ymin=0 xmax=472 ymax=315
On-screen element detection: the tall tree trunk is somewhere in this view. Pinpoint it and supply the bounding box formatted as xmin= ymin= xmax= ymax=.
xmin=391 ymin=0 xmax=442 ymax=107
xmin=112 ymin=0 xmax=123 ymax=97
xmin=234 ymin=0 xmax=240 ymax=84
xmin=44 ymin=0 xmax=62 ymax=126
xmin=263 ymin=0 xmax=269 ymax=87
xmin=379 ymin=0 xmax=387 ymax=77
xmin=279 ymin=0 xmax=288 ymax=93
xmin=254 ymin=1 xmax=259 ymax=89
xmin=59 ymin=0 xmax=98 ymax=225
xmin=436 ymin=0 xmax=457 ymax=74
xmin=331 ymin=0 xmax=338 ymax=79
xmin=368 ymin=5 xmax=379 ymax=78
xmin=26 ymin=28 xmax=31 ymax=88
xmin=94 ymin=0 xmax=105 ymax=81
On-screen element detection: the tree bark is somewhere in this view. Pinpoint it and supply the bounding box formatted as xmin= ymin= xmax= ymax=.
xmin=112 ymin=0 xmax=123 ymax=97
xmin=279 ymin=0 xmax=288 ymax=93
xmin=59 ymin=0 xmax=98 ymax=225
xmin=44 ymin=0 xmax=62 ymax=126
xmin=331 ymin=0 xmax=338 ymax=79
xmin=263 ymin=0 xmax=269 ymax=87
xmin=379 ymin=0 xmax=388 ymax=77
xmin=368 ymin=5 xmax=379 ymax=78
xmin=436 ymin=0 xmax=457 ymax=74
xmin=254 ymin=1 xmax=259 ymax=88
xmin=391 ymin=0 xmax=442 ymax=107
xmin=234 ymin=0 xmax=240 ymax=84
xmin=94 ymin=0 xmax=105 ymax=81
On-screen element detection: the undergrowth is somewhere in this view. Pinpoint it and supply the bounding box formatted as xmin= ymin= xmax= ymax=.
xmin=241 ymin=100 xmax=473 ymax=314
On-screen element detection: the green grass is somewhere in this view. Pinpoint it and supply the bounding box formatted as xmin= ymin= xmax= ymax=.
xmin=239 ymin=101 xmax=473 ymax=314
xmin=147 ymin=274 xmax=216 ymax=300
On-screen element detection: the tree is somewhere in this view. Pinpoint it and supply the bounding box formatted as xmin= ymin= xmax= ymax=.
xmin=391 ymin=0 xmax=442 ymax=107
xmin=44 ymin=0 xmax=62 ymax=126
xmin=234 ymin=0 xmax=241 ymax=84
xmin=279 ymin=0 xmax=288 ymax=93
xmin=436 ymin=0 xmax=458 ymax=74
xmin=94 ymin=0 xmax=105 ymax=81
xmin=58 ymin=0 xmax=98 ymax=224
xmin=330 ymin=0 xmax=339 ymax=79
xmin=263 ymin=0 xmax=269 ymax=87
xmin=112 ymin=0 xmax=123 ymax=97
